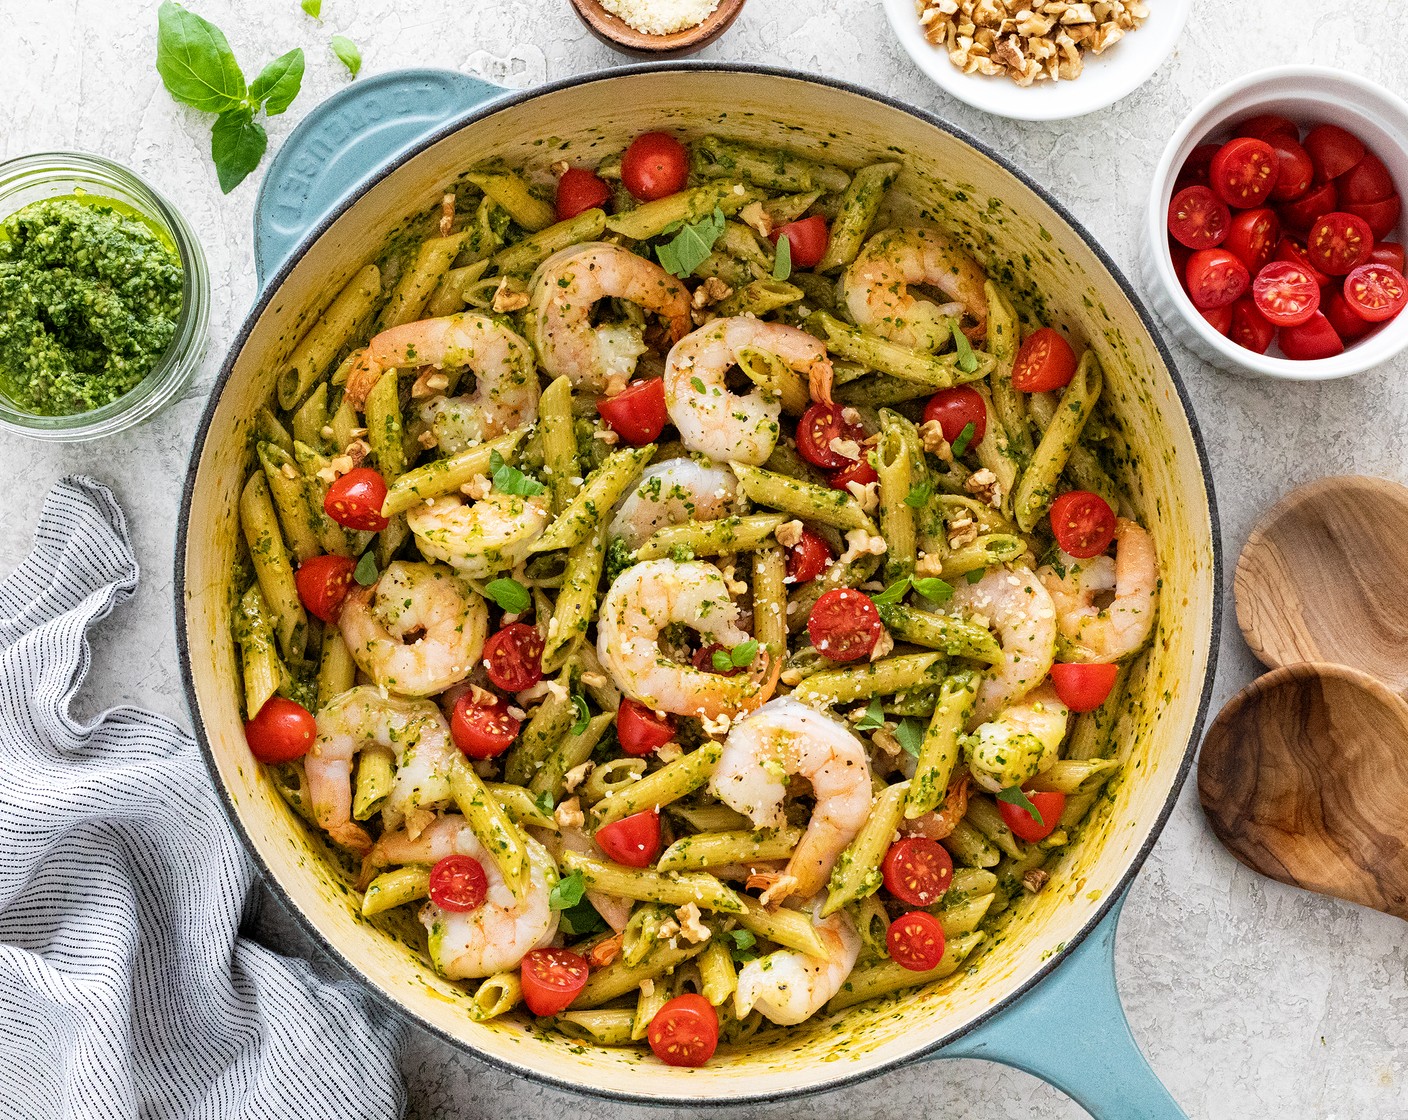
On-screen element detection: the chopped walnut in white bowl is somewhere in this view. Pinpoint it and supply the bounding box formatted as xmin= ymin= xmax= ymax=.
xmin=883 ymin=0 xmax=1190 ymax=121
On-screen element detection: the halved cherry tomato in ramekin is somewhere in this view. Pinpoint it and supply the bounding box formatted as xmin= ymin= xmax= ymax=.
xmin=1167 ymin=185 xmax=1229 ymax=250
xmin=1278 ymin=311 xmax=1344 ymax=361
xmin=1304 ymin=124 xmax=1365 ymax=182
xmin=1224 ymin=208 xmax=1280 ymax=274
xmin=1210 ymin=137 xmax=1279 ymax=208
xmin=1252 ymin=261 xmax=1321 ymax=327
xmin=1307 ymin=212 xmax=1374 ymax=276
xmin=1343 ymin=262 xmax=1408 ymax=323
xmin=1186 ymin=248 xmax=1249 ymax=310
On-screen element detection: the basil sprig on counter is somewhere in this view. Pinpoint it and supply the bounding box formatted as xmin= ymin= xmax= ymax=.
xmin=156 ymin=2 xmax=305 ymax=192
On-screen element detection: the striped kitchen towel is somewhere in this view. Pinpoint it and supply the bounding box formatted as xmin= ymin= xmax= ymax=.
xmin=0 ymin=477 xmax=406 ymax=1119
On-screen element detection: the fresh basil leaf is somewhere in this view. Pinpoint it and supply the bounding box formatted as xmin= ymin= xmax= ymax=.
xmin=489 ymin=449 xmax=545 ymax=497
xmin=772 ymin=233 xmax=792 ymax=281
xmin=730 ymin=639 xmax=759 ymax=668
xmin=711 ymin=648 xmax=734 ymax=672
xmin=966 ymin=567 xmax=986 ymax=584
xmin=300 ymin=0 xmax=322 ymax=17
xmin=871 ymin=579 xmax=910 ymax=607
xmin=950 ymin=421 xmax=976 ymax=459
xmin=330 ymin=34 xmax=361 ymax=78
xmin=570 ymin=694 xmax=590 ymax=735
xmin=727 ymin=928 xmax=759 ymax=962
xmin=656 ymin=206 xmax=725 ymax=278
xmin=483 ymin=576 xmax=530 ymax=614
xmin=895 ymin=718 xmax=924 ymax=758
xmin=950 ymin=319 xmax=979 ymax=373
xmin=549 ymin=869 xmax=586 ymax=911
xmin=210 ymin=105 xmax=268 ymax=194
xmin=534 ymin=789 xmax=555 ymax=818
xmin=353 ymin=551 xmax=378 ymax=586
xmin=903 ymin=479 xmax=932 ymax=509
xmin=910 ymin=576 xmax=953 ymax=603
xmin=997 ymin=784 xmax=1044 ymax=825
xmin=155 ymin=1 xmax=247 ymax=114
xmin=249 ymin=47 xmax=304 ymax=115
xmin=855 ymin=698 xmax=885 ymax=731
xmin=558 ymin=897 xmax=608 ymax=936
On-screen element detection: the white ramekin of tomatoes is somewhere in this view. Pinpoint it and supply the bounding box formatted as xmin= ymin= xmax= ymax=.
xmin=1145 ymin=66 xmax=1408 ymax=379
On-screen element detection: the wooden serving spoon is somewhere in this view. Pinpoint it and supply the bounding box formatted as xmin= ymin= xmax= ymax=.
xmin=567 ymin=0 xmax=747 ymax=57
xmin=1198 ymin=662 xmax=1408 ymax=921
xmin=1235 ymin=475 xmax=1408 ymax=695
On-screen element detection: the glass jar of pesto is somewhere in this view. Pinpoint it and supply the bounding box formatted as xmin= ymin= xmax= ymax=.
xmin=0 ymin=152 xmax=210 ymax=441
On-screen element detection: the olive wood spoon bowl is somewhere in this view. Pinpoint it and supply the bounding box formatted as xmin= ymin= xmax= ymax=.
xmin=567 ymin=0 xmax=747 ymax=57
xmin=1199 ymin=662 xmax=1408 ymax=921
xmin=1235 ymin=475 xmax=1408 ymax=696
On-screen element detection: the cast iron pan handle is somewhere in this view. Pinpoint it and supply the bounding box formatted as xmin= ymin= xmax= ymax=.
xmin=931 ymin=892 xmax=1187 ymax=1118
xmin=252 ymin=68 xmax=506 ymax=286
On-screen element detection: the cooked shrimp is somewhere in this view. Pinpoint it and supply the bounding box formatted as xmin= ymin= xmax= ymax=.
xmin=406 ymin=490 xmax=550 ymax=580
xmin=307 ymin=687 xmax=458 ymax=853
xmin=664 ymin=317 xmax=833 ymax=466
xmin=841 ymin=227 xmax=988 ymax=350
xmin=965 ymin=683 xmax=1069 ymax=793
xmin=366 ymin=312 xmax=539 ymax=454
xmin=365 ymin=815 xmax=557 ymax=979
xmin=608 ymin=458 xmax=738 ymax=550
xmin=527 ymin=243 xmax=690 ymax=391
xmin=947 ymin=565 xmax=1057 ymax=725
xmin=901 ymin=771 xmax=970 ymax=841
xmin=710 ymin=697 xmax=872 ymax=901
xmin=338 ymin=560 xmax=488 ymax=697
xmin=1037 ymin=518 xmax=1158 ymax=663
xmin=734 ymin=899 xmax=860 ymax=1025
xmin=596 ymin=559 xmax=777 ymax=719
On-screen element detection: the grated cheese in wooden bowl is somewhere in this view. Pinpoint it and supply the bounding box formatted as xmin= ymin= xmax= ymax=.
xmin=601 ymin=0 xmax=722 ymax=35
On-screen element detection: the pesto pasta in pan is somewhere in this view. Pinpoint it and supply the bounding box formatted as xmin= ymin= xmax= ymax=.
xmin=233 ymin=127 xmax=1159 ymax=1068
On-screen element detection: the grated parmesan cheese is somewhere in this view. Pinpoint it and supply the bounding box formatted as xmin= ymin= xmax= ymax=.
xmin=600 ymin=0 xmax=720 ymax=35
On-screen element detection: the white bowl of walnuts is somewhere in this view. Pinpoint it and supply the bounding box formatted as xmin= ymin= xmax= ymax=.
xmin=883 ymin=0 xmax=1192 ymax=121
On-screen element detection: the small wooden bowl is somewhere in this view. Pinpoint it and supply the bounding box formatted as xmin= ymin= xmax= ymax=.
xmin=568 ymin=0 xmax=747 ymax=57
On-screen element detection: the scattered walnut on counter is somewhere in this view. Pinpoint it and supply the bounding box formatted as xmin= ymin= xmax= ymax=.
xmin=916 ymin=0 xmax=1148 ymax=85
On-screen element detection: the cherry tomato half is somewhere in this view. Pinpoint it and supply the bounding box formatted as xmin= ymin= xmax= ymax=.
xmin=1274 ymin=236 xmax=1331 ymax=287
xmin=1343 ymin=262 xmax=1408 ymax=323
xmin=450 ymin=694 xmax=521 ymax=759
xmin=882 ymin=837 xmax=954 ymax=906
xmin=923 ymin=386 xmax=987 ymax=448
xmin=887 ymin=911 xmax=947 ymax=972
xmin=1278 ymin=311 xmax=1344 ymax=361
xmin=1229 ymin=297 xmax=1277 ymax=354
xmin=1050 ymin=490 xmax=1117 ymax=559
xmin=1199 ymin=304 xmax=1233 ymax=336
xmin=1277 ymin=180 xmax=1337 ymax=233
xmin=1252 ymin=260 xmax=1321 ymax=327
xmin=483 ymin=623 xmax=545 ymax=692
xmin=807 ymin=588 xmax=883 ymax=663
xmin=772 ymin=215 xmax=830 ymax=270
xmin=621 ymin=132 xmax=689 ymax=201
xmin=785 ymin=527 xmax=833 ymax=584
xmin=1210 ymin=137 xmax=1279 ymax=208
xmin=1323 ymin=289 xmax=1376 ymax=344
xmin=648 ymin=993 xmax=719 ymax=1068
xmin=796 ymin=402 xmax=864 ymax=470
xmin=1236 ymin=114 xmax=1299 ymax=144
xmin=1267 ymin=136 xmax=1315 ymax=203
xmin=295 ymin=553 xmax=356 ymax=622
xmin=428 ymin=854 xmax=488 ymax=912
xmin=1344 ymin=195 xmax=1403 ymax=241
xmin=1370 ymin=241 xmax=1406 ymax=272
xmin=594 ymin=809 xmax=662 ymax=868
xmin=1011 ymin=327 xmax=1078 ymax=392
xmin=598 ymin=378 xmax=668 ymax=446
xmin=1185 ymin=248 xmax=1249 ymax=310
xmin=1167 ymin=185 xmax=1230 ymax=251
xmin=520 ymin=948 xmax=590 ymax=1017
xmin=830 ymin=456 xmax=879 ymax=492
xmin=1224 ymin=208 xmax=1280 ymax=274
xmin=244 ymin=696 xmax=316 ymax=764
xmin=555 ymin=167 xmax=610 ymax=221
xmin=324 ymin=467 xmax=390 ymax=531
xmin=616 ymin=698 xmax=676 ymax=757
xmin=1049 ymin=663 xmax=1120 ymax=712
xmin=1306 ymin=212 xmax=1374 ymax=276
xmin=1304 ymin=124 xmax=1366 ymax=182
xmin=1340 ymin=152 xmax=1396 ymax=206
xmin=998 ymin=790 xmax=1066 ymax=843
xmin=1170 ymin=240 xmax=1193 ymax=295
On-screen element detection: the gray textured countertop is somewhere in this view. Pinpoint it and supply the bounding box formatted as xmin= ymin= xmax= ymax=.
xmin=5 ymin=0 xmax=1407 ymax=1115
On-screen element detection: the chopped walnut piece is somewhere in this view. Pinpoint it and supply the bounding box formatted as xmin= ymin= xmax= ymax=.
xmin=774 ymin=519 xmax=805 ymax=549
xmin=675 ymin=903 xmax=711 ymax=943
xmin=965 ymin=467 xmax=1002 ymax=507
xmin=1023 ymin=868 xmax=1050 ymax=894
xmin=411 ymin=367 xmax=449 ymax=400
xmin=919 ymin=419 xmax=954 ymax=460
xmin=947 ymin=512 xmax=980 ymax=549
xmin=692 ymin=276 xmax=733 ymax=310
xmin=438 ymin=192 xmax=456 ymax=238
xmin=491 ymin=276 xmax=529 ymax=313
xmin=459 ymin=473 xmax=492 ymax=501
xmin=554 ymin=797 xmax=585 ymax=831
xmin=738 ymin=200 xmax=774 ymax=239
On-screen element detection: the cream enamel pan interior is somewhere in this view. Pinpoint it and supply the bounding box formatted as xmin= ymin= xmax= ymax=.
xmin=178 ymin=66 xmax=1220 ymax=1103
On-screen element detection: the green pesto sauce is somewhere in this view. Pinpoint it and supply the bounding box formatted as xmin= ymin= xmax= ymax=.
xmin=0 ymin=195 xmax=183 ymax=415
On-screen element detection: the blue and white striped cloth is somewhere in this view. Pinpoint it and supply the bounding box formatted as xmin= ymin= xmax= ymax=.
xmin=0 ymin=477 xmax=406 ymax=1119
